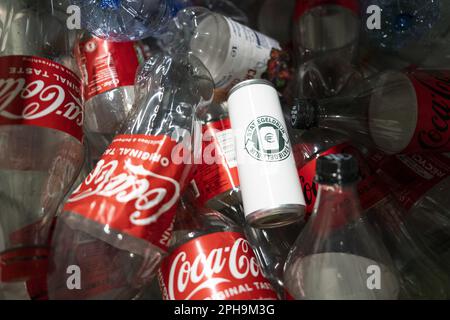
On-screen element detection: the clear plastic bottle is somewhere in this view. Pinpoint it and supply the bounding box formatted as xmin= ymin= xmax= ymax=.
xmin=164 ymin=7 xmax=282 ymax=95
xmin=284 ymin=153 xmax=400 ymax=300
xmin=292 ymin=0 xmax=361 ymax=99
xmin=76 ymin=32 xmax=146 ymax=155
xmin=0 ymin=0 xmax=84 ymax=283
xmin=372 ymin=152 xmax=450 ymax=277
xmin=292 ymin=0 xmax=360 ymax=62
xmin=47 ymin=53 xmax=214 ymax=299
xmin=293 ymin=130 xmax=449 ymax=298
xmin=364 ymin=193 xmax=449 ymax=299
xmin=291 ymin=69 xmax=450 ymax=155
xmin=71 ymin=0 xmax=180 ymax=42
xmin=157 ymin=190 xmax=278 ymax=300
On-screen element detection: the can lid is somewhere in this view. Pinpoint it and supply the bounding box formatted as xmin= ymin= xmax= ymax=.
xmin=227 ymin=79 xmax=275 ymax=99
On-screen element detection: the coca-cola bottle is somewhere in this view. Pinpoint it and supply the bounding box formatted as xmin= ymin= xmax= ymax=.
xmin=291 ymin=69 xmax=450 ymax=155
xmin=75 ymin=32 xmax=146 ymax=155
xmin=371 ymin=152 xmax=450 ymax=277
xmin=47 ymin=53 xmax=214 ymax=299
xmin=293 ymin=128 xmax=449 ymax=298
xmin=157 ymin=189 xmax=278 ymax=300
xmin=284 ymin=154 xmax=400 ymax=300
xmin=0 ymin=0 xmax=84 ymax=283
xmin=191 ymin=100 xmax=242 ymax=222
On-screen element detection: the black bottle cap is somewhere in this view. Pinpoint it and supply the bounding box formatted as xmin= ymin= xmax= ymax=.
xmin=315 ymin=153 xmax=359 ymax=185
xmin=290 ymin=98 xmax=318 ymax=130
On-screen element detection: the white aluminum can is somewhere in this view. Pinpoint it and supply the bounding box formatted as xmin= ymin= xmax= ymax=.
xmin=227 ymin=79 xmax=305 ymax=228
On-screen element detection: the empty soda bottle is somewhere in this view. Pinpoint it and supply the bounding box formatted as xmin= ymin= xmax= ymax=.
xmin=284 ymin=154 xmax=400 ymax=300
xmin=292 ymin=0 xmax=360 ymax=62
xmin=71 ymin=0 xmax=181 ymax=42
xmin=191 ymin=100 xmax=242 ymax=222
xmin=293 ymin=128 xmax=367 ymax=217
xmin=0 ymin=0 xmax=84 ymax=283
xmin=191 ymin=0 xmax=249 ymax=26
xmin=157 ymin=189 xmax=278 ymax=300
xmin=75 ymin=32 xmax=146 ymax=155
xmin=47 ymin=53 xmax=214 ymax=299
xmin=292 ymin=129 xmax=449 ymax=298
xmin=291 ymin=69 xmax=450 ymax=154
xmin=292 ymin=0 xmax=362 ymax=98
xmin=362 ymin=185 xmax=449 ymax=299
xmin=371 ymin=152 xmax=450 ymax=276
xmin=163 ymin=7 xmax=286 ymax=99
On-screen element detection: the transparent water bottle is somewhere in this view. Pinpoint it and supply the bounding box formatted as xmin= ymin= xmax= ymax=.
xmin=47 ymin=53 xmax=214 ymax=299
xmin=163 ymin=7 xmax=282 ymax=97
xmin=284 ymin=154 xmax=400 ymax=300
xmin=0 ymin=0 xmax=84 ymax=283
xmin=71 ymin=0 xmax=180 ymax=42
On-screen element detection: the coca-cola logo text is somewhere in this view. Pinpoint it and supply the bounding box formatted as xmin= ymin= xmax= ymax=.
xmin=68 ymin=158 xmax=180 ymax=226
xmin=414 ymin=72 xmax=450 ymax=151
xmin=0 ymin=75 xmax=82 ymax=125
xmin=166 ymin=237 xmax=260 ymax=300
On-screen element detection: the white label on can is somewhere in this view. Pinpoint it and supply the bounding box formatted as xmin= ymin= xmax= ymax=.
xmin=215 ymin=17 xmax=281 ymax=89
xmin=228 ymin=83 xmax=305 ymax=217
xmin=216 ymin=128 xmax=238 ymax=168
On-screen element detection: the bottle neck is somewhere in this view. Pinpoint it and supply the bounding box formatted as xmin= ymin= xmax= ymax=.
xmin=312 ymin=182 xmax=363 ymax=233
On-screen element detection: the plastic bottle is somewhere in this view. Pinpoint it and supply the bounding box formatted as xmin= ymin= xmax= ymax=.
xmin=47 ymin=53 xmax=214 ymax=299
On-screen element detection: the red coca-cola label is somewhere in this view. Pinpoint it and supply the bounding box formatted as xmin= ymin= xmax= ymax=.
xmin=158 ymin=232 xmax=278 ymax=300
xmin=376 ymin=153 xmax=450 ymax=211
xmin=294 ymin=0 xmax=360 ymax=21
xmin=193 ymin=118 xmax=240 ymax=204
xmin=77 ymin=37 xmax=144 ymax=101
xmin=64 ymin=134 xmax=189 ymax=252
xmin=403 ymin=70 xmax=450 ymax=153
xmin=0 ymin=55 xmax=83 ymax=141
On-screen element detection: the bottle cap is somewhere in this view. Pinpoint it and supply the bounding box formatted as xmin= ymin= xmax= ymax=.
xmin=315 ymin=153 xmax=359 ymax=185
xmin=290 ymin=99 xmax=318 ymax=130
